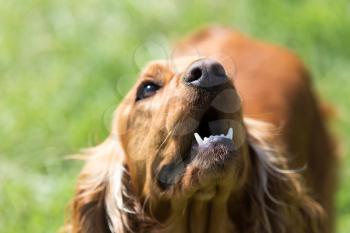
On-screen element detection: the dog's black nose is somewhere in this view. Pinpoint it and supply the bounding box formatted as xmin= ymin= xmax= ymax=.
xmin=184 ymin=59 xmax=228 ymax=89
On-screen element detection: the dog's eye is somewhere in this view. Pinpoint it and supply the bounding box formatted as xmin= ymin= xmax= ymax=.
xmin=136 ymin=82 xmax=161 ymax=101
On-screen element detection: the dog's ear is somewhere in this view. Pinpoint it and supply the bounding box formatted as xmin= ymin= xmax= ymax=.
xmin=67 ymin=137 xmax=134 ymax=233
xmin=243 ymin=118 xmax=324 ymax=233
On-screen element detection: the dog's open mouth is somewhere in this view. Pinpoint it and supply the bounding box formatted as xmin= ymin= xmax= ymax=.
xmin=187 ymin=107 xmax=237 ymax=168
xmin=157 ymin=107 xmax=238 ymax=190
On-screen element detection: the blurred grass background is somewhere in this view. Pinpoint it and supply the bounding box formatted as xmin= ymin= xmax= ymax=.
xmin=0 ymin=0 xmax=349 ymax=232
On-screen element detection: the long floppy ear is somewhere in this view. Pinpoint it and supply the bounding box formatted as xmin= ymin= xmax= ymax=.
xmin=243 ymin=118 xmax=324 ymax=233
xmin=65 ymin=137 xmax=141 ymax=233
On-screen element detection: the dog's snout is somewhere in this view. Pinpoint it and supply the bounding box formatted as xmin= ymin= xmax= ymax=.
xmin=184 ymin=59 xmax=228 ymax=89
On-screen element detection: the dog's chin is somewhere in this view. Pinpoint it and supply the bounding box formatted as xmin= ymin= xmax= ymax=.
xmin=182 ymin=137 xmax=238 ymax=193
xmin=157 ymin=135 xmax=238 ymax=198
xmin=189 ymin=136 xmax=237 ymax=171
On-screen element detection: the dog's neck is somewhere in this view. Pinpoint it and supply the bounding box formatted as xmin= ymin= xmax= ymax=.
xmin=132 ymin=146 xmax=252 ymax=233
xmin=147 ymin=195 xmax=237 ymax=233
xmin=144 ymin=175 xmax=250 ymax=232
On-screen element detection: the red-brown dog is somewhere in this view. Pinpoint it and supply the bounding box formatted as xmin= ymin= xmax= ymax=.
xmin=66 ymin=27 xmax=337 ymax=233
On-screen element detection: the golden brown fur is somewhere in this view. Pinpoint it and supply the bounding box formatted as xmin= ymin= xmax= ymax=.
xmin=65 ymin=27 xmax=337 ymax=233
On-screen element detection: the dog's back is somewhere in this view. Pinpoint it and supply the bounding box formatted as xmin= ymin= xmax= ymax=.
xmin=174 ymin=26 xmax=337 ymax=233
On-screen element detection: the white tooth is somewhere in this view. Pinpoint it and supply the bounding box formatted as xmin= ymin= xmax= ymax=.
xmin=204 ymin=137 xmax=208 ymax=141
xmin=226 ymin=128 xmax=233 ymax=140
xmin=220 ymin=134 xmax=224 ymax=136
xmin=194 ymin=133 xmax=204 ymax=145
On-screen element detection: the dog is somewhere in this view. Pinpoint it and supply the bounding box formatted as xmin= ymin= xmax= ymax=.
xmin=65 ymin=27 xmax=337 ymax=233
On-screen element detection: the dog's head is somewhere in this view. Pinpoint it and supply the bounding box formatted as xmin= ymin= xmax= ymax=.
xmin=114 ymin=57 xmax=248 ymax=200
xmin=68 ymin=56 xmax=323 ymax=233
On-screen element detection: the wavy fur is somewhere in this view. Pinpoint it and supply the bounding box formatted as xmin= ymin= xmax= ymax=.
xmin=65 ymin=118 xmax=324 ymax=233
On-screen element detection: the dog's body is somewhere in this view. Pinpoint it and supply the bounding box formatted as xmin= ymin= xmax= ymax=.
xmin=174 ymin=27 xmax=337 ymax=227
xmin=67 ymin=27 xmax=337 ymax=233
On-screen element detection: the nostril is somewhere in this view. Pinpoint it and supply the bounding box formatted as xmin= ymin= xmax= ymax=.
xmin=191 ymin=67 xmax=202 ymax=79
xmin=210 ymin=63 xmax=226 ymax=77
xmin=187 ymin=66 xmax=203 ymax=82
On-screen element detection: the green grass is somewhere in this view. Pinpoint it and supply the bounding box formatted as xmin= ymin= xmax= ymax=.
xmin=0 ymin=0 xmax=349 ymax=232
